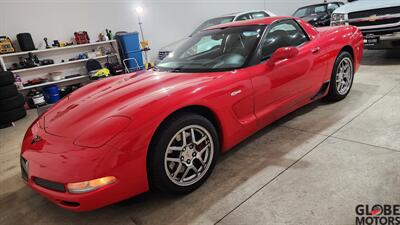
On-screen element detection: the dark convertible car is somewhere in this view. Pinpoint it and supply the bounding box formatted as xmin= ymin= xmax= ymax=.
xmin=293 ymin=2 xmax=344 ymax=27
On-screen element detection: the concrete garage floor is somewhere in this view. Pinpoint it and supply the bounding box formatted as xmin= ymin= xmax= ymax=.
xmin=0 ymin=50 xmax=399 ymax=225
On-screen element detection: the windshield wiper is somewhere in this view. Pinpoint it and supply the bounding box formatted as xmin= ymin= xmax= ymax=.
xmin=169 ymin=66 xmax=185 ymax=72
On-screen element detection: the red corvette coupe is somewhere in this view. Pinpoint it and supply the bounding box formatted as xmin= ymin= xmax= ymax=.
xmin=21 ymin=16 xmax=363 ymax=211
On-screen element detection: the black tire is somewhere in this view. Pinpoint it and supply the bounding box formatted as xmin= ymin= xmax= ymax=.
xmin=325 ymin=51 xmax=354 ymax=102
xmin=0 ymin=84 xmax=19 ymax=100
xmin=0 ymin=107 xmax=26 ymax=124
xmin=0 ymin=71 xmax=15 ymax=86
xmin=148 ymin=113 xmax=219 ymax=195
xmin=0 ymin=94 xmax=25 ymax=111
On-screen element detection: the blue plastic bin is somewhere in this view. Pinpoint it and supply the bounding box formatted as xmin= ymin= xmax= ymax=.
xmin=116 ymin=32 xmax=144 ymax=72
xmin=43 ymin=85 xmax=60 ymax=104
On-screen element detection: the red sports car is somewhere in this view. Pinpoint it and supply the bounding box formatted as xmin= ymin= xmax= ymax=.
xmin=21 ymin=16 xmax=363 ymax=211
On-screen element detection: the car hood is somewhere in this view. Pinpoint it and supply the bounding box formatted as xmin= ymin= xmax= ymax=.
xmin=43 ymin=71 xmax=219 ymax=138
xmin=334 ymin=0 xmax=400 ymax=14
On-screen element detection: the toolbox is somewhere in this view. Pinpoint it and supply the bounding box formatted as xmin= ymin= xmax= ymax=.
xmin=0 ymin=36 xmax=15 ymax=54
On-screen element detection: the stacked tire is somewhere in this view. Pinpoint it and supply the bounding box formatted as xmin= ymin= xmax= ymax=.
xmin=0 ymin=71 xmax=26 ymax=127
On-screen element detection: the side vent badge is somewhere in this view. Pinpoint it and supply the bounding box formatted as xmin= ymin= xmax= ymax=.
xmin=231 ymin=90 xmax=242 ymax=97
xmin=31 ymin=135 xmax=42 ymax=144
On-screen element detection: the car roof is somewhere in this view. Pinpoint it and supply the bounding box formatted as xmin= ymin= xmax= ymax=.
xmin=221 ymin=10 xmax=268 ymax=17
xmin=207 ymin=16 xmax=291 ymax=30
xmin=221 ymin=11 xmax=243 ymax=17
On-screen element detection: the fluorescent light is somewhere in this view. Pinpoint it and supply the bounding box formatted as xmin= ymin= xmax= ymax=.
xmin=135 ymin=6 xmax=144 ymax=14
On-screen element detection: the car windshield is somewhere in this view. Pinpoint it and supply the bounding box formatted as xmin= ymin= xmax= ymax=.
xmin=293 ymin=5 xmax=327 ymax=17
xmin=157 ymin=25 xmax=265 ymax=73
xmin=190 ymin=16 xmax=235 ymax=36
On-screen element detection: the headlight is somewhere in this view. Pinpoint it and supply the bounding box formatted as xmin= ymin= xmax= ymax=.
xmin=331 ymin=13 xmax=347 ymax=26
xmin=74 ymin=116 xmax=131 ymax=148
xmin=67 ymin=176 xmax=117 ymax=194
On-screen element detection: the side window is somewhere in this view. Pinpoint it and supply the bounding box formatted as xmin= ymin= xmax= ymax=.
xmin=327 ymin=3 xmax=339 ymax=14
xmin=236 ymin=13 xmax=252 ymax=21
xmin=314 ymin=5 xmax=326 ymax=14
xmin=258 ymin=20 xmax=308 ymax=60
xmin=293 ymin=8 xmax=307 ymax=18
xmin=251 ymin=11 xmax=269 ymax=19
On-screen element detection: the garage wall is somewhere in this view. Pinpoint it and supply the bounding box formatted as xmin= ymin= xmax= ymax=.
xmin=0 ymin=0 xmax=323 ymax=61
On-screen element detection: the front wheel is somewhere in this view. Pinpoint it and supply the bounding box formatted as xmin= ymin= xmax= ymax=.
xmin=148 ymin=113 xmax=219 ymax=194
xmin=325 ymin=51 xmax=354 ymax=102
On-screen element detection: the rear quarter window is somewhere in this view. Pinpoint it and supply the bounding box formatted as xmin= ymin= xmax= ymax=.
xmin=251 ymin=11 xmax=269 ymax=19
xmin=236 ymin=13 xmax=252 ymax=21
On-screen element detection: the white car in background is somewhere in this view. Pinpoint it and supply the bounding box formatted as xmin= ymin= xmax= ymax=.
xmin=331 ymin=0 xmax=400 ymax=49
xmin=156 ymin=10 xmax=276 ymax=62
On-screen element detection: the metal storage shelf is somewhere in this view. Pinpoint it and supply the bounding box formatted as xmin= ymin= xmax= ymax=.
xmin=18 ymin=75 xmax=89 ymax=91
xmin=0 ymin=40 xmax=118 ymax=73
xmin=10 ymin=54 xmax=115 ymax=73
xmin=0 ymin=39 xmax=119 ymax=93
xmin=0 ymin=40 xmax=116 ymax=58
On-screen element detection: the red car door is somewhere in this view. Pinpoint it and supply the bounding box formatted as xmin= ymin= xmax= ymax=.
xmin=250 ymin=19 xmax=326 ymax=128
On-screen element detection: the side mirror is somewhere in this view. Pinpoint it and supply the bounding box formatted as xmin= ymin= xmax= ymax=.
xmin=267 ymin=47 xmax=299 ymax=66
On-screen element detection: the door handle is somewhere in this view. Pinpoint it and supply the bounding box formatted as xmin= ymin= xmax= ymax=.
xmin=311 ymin=47 xmax=321 ymax=54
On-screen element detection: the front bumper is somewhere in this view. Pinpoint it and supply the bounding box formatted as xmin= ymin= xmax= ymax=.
xmin=361 ymin=25 xmax=400 ymax=36
xmin=349 ymin=19 xmax=400 ymax=49
xmin=363 ymin=32 xmax=400 ymax=49
xmin=21 ymin=163 xmax=123 ymax=211
xmin=20 ymin=120 xmax=149 ymax=211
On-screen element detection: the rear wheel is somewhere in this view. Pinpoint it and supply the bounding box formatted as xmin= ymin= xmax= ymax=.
xmin=325 ymin=51 xmax=354 ymax=102
xmin=148 ymin=113 xmax=219 ymax=194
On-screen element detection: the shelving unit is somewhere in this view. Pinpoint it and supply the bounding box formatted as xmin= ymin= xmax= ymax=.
xmin=0 ymin=40 xmax=120 ymax=91
xmin=18 ymin=75 xmax=89 ymax=91
xmin=0 ymin=40 xmax=116 ymax=60
xmin=10 ymin=54 xmax=116 ymax=73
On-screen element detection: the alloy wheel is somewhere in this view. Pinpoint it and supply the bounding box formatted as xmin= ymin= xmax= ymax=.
xmin=164 ymin=125 xmax=214 ymax=186
xmin=335 ymin=57 xmax=353 ymax=95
